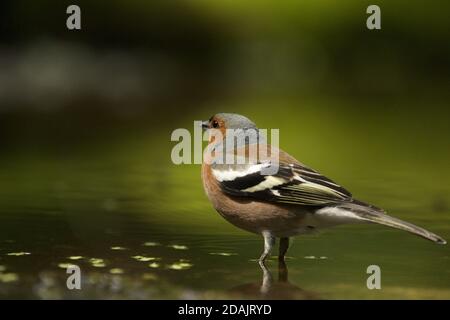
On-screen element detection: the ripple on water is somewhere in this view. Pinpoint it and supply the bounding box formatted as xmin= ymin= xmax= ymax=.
xmin=67 ymin=256 xmax=84 ymax=260
xmin=109 ymin=268 xmax=124 ymax=274
xmin=132 ymin=255 xmax=161 ymax=262
xmin=89 ymin=258 xmax=106 ymax=268
xmin=304 ymin=256 xmax=328 ymax=260
xmin=167 ymin=259 xmax=193 ymax=270
xmin=0 ymin=273 xmax=19 ymax=283
xmin=168 ymin=244 xmax=188 ymax=250
xmin=148 ymin=262 xmax=160 ymax=268
xmin=0 ymin=264 xmax=18 ymax=284
xmin=6 ymin=252 xmax=31 ymax=256
xmin=110 ymin=246 xmax=127 ymax=251
xmin=209 ymin=252 xmax=237 ymax=256
xmin=142 ymin=242 xmax=160 ymax=247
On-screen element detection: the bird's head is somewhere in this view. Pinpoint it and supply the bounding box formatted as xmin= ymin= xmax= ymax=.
xmin=202 ymin=113 xmax=258 ymax=144
xmin=202 ymin=113 xmax=257 ymax=138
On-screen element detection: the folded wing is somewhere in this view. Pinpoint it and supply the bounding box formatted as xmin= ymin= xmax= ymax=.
xmin=212 ymin=161 xmax=352 ymax=206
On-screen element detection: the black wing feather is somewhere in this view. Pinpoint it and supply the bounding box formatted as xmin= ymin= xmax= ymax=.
xmin=212 ymin=162 xmax=352 ymax=206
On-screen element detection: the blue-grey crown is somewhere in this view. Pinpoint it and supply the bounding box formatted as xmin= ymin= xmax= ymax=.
xmin=215 ymin=113 xmax=258 ymax=130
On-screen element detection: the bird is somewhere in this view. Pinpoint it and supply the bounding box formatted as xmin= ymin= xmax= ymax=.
xmin=200 ymin=113 xmax=446 ymax=265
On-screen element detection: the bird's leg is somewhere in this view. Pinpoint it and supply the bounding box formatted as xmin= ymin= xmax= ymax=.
xmin=278 ymin=237 xmax=290 ymax=261
xmin=258 ymin=231 xmax=275 ymax=267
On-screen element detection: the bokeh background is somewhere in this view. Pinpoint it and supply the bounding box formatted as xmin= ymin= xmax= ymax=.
xmin=0 ymin=0 xmax=449 ymax=299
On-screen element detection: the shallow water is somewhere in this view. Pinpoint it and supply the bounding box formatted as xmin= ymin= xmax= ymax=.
xmin=1 ymin=99 xmax=449 ymax=299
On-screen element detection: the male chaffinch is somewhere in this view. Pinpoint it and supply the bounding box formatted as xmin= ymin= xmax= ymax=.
xmin=201 ymin=113 xmax=446 ymax=265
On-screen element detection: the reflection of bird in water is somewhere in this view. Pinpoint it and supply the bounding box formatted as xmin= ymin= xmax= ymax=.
xmin=229 ymin=260 xmax=319 ymax=300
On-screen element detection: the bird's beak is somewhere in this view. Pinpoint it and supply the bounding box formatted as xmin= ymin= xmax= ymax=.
xmin=201 ymin=120 xmax=209 ymax=130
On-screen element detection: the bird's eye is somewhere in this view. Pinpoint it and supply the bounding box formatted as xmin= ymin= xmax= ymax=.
xmin=212 ymin=120 xmax=219 ymax=128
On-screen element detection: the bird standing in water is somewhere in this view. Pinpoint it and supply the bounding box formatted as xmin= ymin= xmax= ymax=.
xmin=201 ymin=113 xmax=446 ymax=265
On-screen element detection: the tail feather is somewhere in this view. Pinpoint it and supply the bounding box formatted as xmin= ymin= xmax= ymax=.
xmin=339 ymin=200 xmax=447 ymax=244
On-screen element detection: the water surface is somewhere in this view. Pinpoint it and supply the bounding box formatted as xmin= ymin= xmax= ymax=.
xmin=1 ymin=99 xmax=449 ymax=299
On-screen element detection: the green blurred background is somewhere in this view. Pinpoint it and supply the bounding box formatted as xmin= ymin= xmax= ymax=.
xmin=0 ymin=0 xmax=449 ymax=299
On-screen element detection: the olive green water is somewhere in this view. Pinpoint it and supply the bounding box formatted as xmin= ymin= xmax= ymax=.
xmin=1 ymin=98 xmax=449 ymax=299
